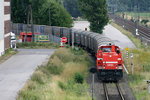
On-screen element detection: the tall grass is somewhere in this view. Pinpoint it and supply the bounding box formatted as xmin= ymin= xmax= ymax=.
xmin=17 ymin=47 xmax=91 ymax=100
xmin=0 ymin=48 xmax=17 ymax=64
xmin=111 ymin=22 xmax=150 ymax=100
xmin=17 ymin=42 xmax=59 ymax=49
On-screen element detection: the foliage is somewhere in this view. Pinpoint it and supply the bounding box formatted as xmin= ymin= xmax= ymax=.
xmin=107 ymin=0 xmax=150 ymax=12
xmin=31 ymin=71 xmax=45 ymax=84
xmin=16 ymin=42 xmax=59 ymax=49
xmin=63 ymin=0 xmax=82 ymax=17
xmin=58 ymin=81 xmax=66 ymax=90
xmin=11 ymin=0 xmax=73 ymax=27
xmin=78 ymin=0 xmax=109 ymax=33
xmin=141 ymin=19 xmax=149 ymax=26
xmin=0 ymin=48 xmax=17 ymax=64
xmin=73 ymin=72 xmax=84 ymax=84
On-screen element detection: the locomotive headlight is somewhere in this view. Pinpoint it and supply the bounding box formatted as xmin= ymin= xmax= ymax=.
xmin=118 ymin=58 xmax=121 ymax=60
xmin=103 ymin=65 xmax=105 ymax=69
xmin=116 ymin=65 xmax=118 ymax=69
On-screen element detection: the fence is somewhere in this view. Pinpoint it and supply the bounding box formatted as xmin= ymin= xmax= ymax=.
xmin=11 ymin=23 xmax=64 ymax=44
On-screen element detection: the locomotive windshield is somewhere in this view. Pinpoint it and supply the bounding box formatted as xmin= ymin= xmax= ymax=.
xmin=102 ymin=48 xmax=111 ymax=52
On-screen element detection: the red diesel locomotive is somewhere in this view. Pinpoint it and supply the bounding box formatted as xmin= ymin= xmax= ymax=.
xmin=97 ymin=44 xmax=123 ymax=81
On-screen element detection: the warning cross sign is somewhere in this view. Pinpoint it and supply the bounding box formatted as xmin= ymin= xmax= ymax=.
xmin=62 ymin=37 xmax=67 ymax=43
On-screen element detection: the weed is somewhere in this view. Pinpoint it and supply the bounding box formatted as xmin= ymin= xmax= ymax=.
xmin=143 ymin=64 xmax=150 ymax=72
xmin=31 ymin=71 xmax=45 ymax=84
xmin=18 ymin=90 xmax=40 ymax=100
xmin=26 ymin=81 xmax=36 ymax=90
xmin=58 ymin=81 xmax=66 ymax=90
xmin=73 ymin=72 xmax=84 ymax=84
xmin=17 ymin=42 xmax=59 ymax=49
xmin=46 ymin=62 xmax=64 ymax=75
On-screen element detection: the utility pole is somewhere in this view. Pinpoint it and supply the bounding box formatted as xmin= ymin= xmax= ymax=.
xmin=25 ymin=6 xmax=30 ymax=42
xmin=30 ymin=5 xmax=34 ymax=42
xmin=49 ymin=7 xmax=51 ymax=26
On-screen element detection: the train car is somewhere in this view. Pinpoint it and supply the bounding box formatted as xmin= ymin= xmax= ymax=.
xmin=74 ymin=29 xmax=83 ymax=46
xmin=45 ymin=26 xmax=52 ymax=35
xmin=52 ymin=26 xmax=61 ymax=37
xmin=61 ymin=27 xmax=70 ymax=44
xmin=97 ymin=44 xmax=123 ymax=81
xmin=88 ymin=33 xmax=98 ymax=51
xmin=84 ymin=32 xmax=91 ymax=49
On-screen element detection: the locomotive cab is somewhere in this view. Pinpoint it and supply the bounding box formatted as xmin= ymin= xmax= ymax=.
xmin=97 ymin=45 xmax=123 ymax=81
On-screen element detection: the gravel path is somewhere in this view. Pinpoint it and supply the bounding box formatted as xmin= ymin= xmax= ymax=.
xmin=0 ymin=49 xmax=55 ymax=100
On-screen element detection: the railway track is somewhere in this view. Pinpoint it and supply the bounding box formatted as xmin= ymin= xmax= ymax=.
xmin=110 ymin=14 xmax=150 ymax=42
xmin=103 ymin=83 xmax=125 ymax=100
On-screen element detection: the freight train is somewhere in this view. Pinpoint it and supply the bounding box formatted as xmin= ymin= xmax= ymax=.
xmin=47 ymin=27 xmax=124 ymax=81
xmin=13 ymin=23 xmax=123 ymax=81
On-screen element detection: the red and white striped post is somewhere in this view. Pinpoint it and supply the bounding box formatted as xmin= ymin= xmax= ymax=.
xmin=60 ymin=37 xmax=67 ymax=48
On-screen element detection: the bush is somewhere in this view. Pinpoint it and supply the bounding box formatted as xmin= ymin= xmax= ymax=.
xmin=141 ymin=19 xmax=149 ymax=25
xmin=46 ymin=62 xmax=64 ymax=75
xmin=58 ymin=81 xmax=66 ymax=90
xmin=16 ymin=42 xmax=59 ymax=49
xmin=52 ymin=48 xmax=74 ymax=63
xmin=31 ymin=71 xmax=44 ymax=84
xmin=26 ymin=81 xmax=36 ymax=90
xmin=70 ymin=47 xmax=84 ymax=55
xmin=73 ymin=73 xmax=84 ymax=84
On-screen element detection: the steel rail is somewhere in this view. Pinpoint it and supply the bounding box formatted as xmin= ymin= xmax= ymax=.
xmin=116 ymin=83 xmax=125 ymax=100
xmin=103 ymin=83 xmax=109 ymax=100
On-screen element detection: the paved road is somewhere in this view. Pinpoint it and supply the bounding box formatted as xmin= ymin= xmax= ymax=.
xmin=73 ymin=21 xmax=136 ymax=49
xmin=0 ymin=49 xmax=55 ymax=100
xmin=103 ymin=24 xmax=136 ymax=49
xmin=73 ymin=21 xmax=90 ymax=31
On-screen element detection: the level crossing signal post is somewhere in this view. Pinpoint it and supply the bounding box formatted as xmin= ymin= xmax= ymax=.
xmin=130 ymin=53 xmax=134 ymax=75
xmin=126 ymin=47 xmax=129 ymax=67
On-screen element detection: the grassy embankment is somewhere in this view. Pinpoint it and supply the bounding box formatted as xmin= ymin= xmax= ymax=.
xmin=0 ymin=48 xmax=17 ymax=64
xmin=17 ymin=42 xmax=59 ymax=49
xmin=111 ymin=22 xmax=150 ymax=100
xmin=17 ymin=47 xmax=91 ymax=100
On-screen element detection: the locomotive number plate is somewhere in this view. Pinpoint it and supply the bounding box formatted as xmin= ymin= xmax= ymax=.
xmin=107 ymin=64 xmax=113 ymax=66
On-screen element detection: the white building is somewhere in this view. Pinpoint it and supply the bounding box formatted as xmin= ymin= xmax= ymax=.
xmin=0 ymin=0 xmax=11 ymax=56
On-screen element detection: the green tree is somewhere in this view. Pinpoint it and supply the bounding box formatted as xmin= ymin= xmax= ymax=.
xmin=11 ymin=0 xmax=73 ymax=27
xmin=107 ymin=0 xmax=150 ymax=12
xmin=63 ymin=0 xmax=82 ymax=17
xmin=11 ymin=0 xmax=30 ymax=23
xmin=78 ymin=0 xmax=109 ymax=33
xmin=40 ymin=0 xmax=73 ymax=27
